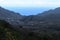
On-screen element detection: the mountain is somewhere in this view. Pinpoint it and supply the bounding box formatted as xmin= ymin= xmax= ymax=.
xmin=22 ymin=7 xmax=60 ymax=23
xmin=1 ymin=7 xmax=60 ymax=40
xmin=1 ymin=6 xmax=60 ymax=31
xmin=21 ymin=7 xmax=60 ymax=31
xmin=37 ymin=7 xmax=60 ymax=22
xmin=0 ymin=7 xmax=24 ymax=26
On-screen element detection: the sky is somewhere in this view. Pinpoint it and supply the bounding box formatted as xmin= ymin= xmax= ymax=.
xmin=0 ymin=0 xmax=60 ymax=15
xmin=0 ymin=0 xmax=60 ymax=7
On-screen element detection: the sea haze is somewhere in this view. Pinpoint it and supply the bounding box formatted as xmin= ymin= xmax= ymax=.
xmin=3 ymin=7 xmax=56 ymax=15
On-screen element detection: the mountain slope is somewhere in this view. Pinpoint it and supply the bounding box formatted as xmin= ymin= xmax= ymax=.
xmin=22 ymin=7 xmax=60 ymax=23
xmin=20 ymin=7 xmax=60 ymax=31
xmin=1 ymin=20 xmax=60 ymax=40
xmin=0 ymin=20 xmax=42 ymax=40
xmin=0 ymin=7 xmax=24 ymax=26
xmin=1 ymin=7 xmax=60 ymax=40
xmin=1 ymin=7 xmax=60 ymax=31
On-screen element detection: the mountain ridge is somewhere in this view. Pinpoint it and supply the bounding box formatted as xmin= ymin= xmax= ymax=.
xmin=0 ymin=7 xmax=24 ymax=27
xmin=1 ymin=7 xmax=60 ymax=31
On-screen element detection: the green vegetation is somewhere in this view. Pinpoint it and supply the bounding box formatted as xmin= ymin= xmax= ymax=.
xmin=0 ymin=20 xmax=60 ymax=40
xmin=0 ymin=20 xmax=23 ymax=40
xmin=1 ymin=7 xmax=60 ymax=40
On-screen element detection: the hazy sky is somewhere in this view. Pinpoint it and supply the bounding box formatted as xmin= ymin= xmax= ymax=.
xmin=0 ymin=0 xmax=60 ymax=7
xmin=0 ymin=0 xmax=60 ymax=15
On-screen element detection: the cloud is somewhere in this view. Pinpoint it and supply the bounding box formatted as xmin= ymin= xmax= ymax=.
xmin=0 ymin=0 xmax=60 ymax=7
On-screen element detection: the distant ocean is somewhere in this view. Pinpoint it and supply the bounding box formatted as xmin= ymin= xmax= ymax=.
xmin=3 ymin=7 xmax=56 ymax=15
